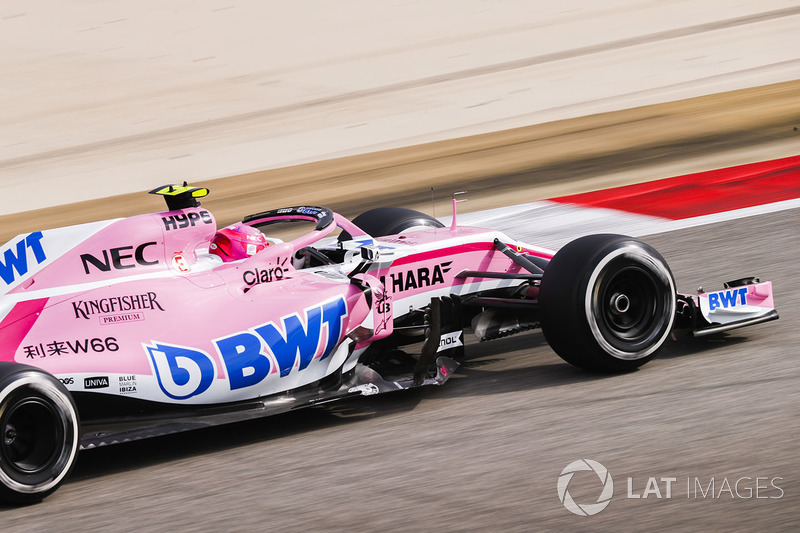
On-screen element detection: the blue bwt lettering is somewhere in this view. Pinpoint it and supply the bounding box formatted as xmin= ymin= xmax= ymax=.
xmin=708 ymin=287 xmax=747 ymax=311
xmin=147 ymin=297 xmax=349 ymax=399
xmin=0 ymin=232 xmax=46 ymax=284
xmin=217 ymin=297 xmax=348 ymax=390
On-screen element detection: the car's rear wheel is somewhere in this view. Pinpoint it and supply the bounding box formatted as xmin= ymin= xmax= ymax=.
xmin=341 ymin=207 xmax=443 ymax=240
xmin=538 ymin=234 xmax=676 ymax=372
xmin=0 ymin=364 xmax=79 ymax=504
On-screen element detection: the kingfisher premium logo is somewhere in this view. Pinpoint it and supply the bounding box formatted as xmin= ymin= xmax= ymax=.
xmin=73 ymin=292 xmax=164 ymax=320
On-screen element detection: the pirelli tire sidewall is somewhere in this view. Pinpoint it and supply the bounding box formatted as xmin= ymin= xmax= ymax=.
xmin=539 ymin=234 xmax=676 ymax=372
xmin=0 ymin=363 xmax=80 ymax=504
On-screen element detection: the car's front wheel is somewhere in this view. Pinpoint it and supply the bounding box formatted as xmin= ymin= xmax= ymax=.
xmin=0 ymin=363 xmax=79 ymax=504
xmin=539 ymin=234 xmax=676 ymax=372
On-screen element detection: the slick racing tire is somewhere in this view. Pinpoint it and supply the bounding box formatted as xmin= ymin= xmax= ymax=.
xmin=0 ymin=363 xmax=80 ymax=504
xmin=341 ymin=207 xmax=444 ymax=240
xmin=538 ymin=234 xmax=676 ymax=372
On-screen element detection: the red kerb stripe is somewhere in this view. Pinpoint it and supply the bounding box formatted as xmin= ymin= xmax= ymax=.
xmin=550 ymin=155 xmax=800 ymax=220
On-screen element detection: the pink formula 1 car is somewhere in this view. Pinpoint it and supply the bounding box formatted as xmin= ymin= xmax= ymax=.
xmin=0 ymin=185 xmax=778 ymax=503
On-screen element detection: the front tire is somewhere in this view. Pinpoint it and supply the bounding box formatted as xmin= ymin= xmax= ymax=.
xmin=539 ymin=235 xmax=676 ymax=372
xmin=0 ymin=364 xmax=79 ymax=504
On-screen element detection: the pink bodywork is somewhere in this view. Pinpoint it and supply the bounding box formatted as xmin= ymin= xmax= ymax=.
xmin=0 ymin=206 xmax=540 ymax=404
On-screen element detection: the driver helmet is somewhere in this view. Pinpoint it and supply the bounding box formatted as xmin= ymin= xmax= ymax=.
xmin=209 ymin=223 xmax=269 ymax=262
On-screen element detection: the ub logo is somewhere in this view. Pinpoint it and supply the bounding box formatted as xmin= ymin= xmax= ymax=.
xmin=145 ymin=342 xmax=216 ymax=400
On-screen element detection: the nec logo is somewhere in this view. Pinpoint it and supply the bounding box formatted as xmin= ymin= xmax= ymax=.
xmin=162 ymin=211 xmax=213 ymax=231
xmin=381 ymin=261 xmax=452 ymax=293
xmin=0 ymin=232 xmax=46 ymax=285
xmin=708 ymin=287 xmax=747 ymax=311
xmin=80 ymin=242 xmax=159 ymax=274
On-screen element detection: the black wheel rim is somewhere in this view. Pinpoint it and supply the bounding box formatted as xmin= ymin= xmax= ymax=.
xmin=593 ymin=261 xmax=669 ymax=353
xmin=1 ymin=392 xmax=63 ymax=479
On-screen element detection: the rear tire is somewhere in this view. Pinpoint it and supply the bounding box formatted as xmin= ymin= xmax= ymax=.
xmin=539 ymin=234 xmax=676 ymax=372
xmin=341 ymin=207 xmax=443 ymax=240
xmin=0 ymin=363 xmax=79 ymax=504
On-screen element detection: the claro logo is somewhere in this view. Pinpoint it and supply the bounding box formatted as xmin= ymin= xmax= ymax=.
xmin=242 ymin=258 xmax=291 ymax=287
xmin=80 ymin=242 xmax=159 ymax=274
xmin=243 ymin=266 xmax=288 ymax=286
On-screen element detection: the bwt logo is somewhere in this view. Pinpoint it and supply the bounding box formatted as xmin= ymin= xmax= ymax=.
xmin=557 ymin=460 xmax=614 ymax=516
xmin=0 ymin=232 xmax=46 ymax=285
xmin=708 ymin=287 xmax=747 ymax=311
xmin=145 ymin=297 xmax=348 ymax=400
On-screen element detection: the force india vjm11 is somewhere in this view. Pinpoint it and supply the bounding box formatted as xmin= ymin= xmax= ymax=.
xmin=0 ymin=185 xmax=778 ymax=503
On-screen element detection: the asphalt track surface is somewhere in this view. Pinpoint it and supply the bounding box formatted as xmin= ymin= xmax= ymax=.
xmin=1 ymin=203 xmax=797 ymax=529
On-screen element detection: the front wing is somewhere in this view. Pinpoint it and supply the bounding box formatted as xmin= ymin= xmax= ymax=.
xmin=676 ymin=278 xmax=778 ymax=336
